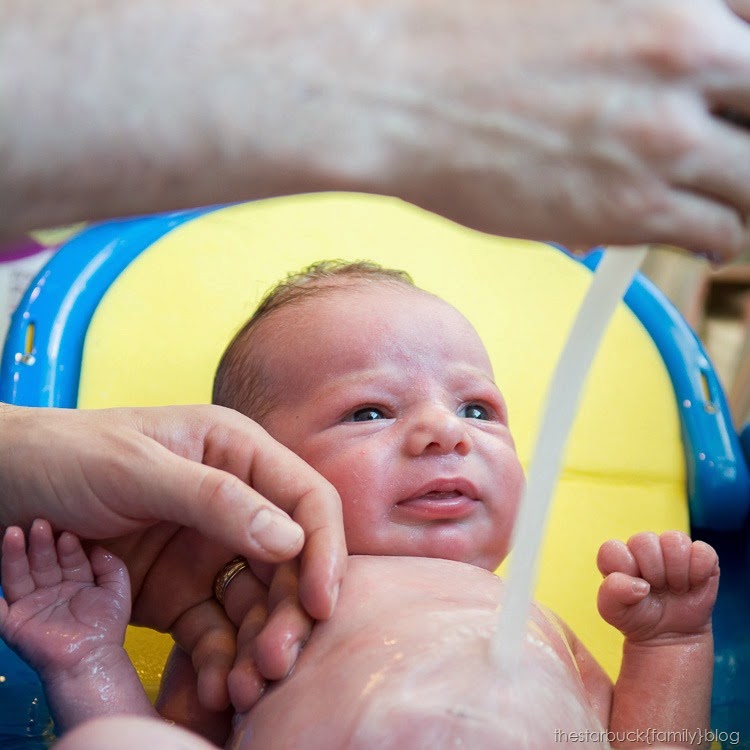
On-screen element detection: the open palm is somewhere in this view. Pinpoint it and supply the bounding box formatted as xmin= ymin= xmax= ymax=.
xmin=0 ymin=521 xmax=131 ymax=676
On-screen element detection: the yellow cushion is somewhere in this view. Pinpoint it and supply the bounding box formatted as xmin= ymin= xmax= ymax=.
xmin=78 ymin=193 xmax=687 ymax=687
xmin=123 ymin=626 xmax=173 ymax=702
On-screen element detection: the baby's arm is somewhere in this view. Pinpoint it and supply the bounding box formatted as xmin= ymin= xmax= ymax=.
xmin=555 ymin=615 xmax=613 ymax=730
xmin=597 ymin=531 xmax=718 ymax=748
xmin=0 ymin=520 xmax=157 ymax=732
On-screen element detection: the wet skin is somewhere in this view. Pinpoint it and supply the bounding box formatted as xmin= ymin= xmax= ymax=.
xmin=230 ymin=556 xmax=605 ymax=750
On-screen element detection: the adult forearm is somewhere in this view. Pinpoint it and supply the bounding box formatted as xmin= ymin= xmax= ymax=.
xmin=3 ymin=0 xmax=750 ymax=256
xmin=0 ymin=404 xmax=29 ymax=530
xmin=0 ymin=0 xmax=402 ymax=235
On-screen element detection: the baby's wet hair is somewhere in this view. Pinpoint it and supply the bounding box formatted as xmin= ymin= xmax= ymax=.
xmin=212 ymin=259 xmax=415 ymax=420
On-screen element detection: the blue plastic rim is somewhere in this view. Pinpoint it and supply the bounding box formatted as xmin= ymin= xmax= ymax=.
xmin=0 ymin=206 xmax=222 ymax=409
xmin=580 ymin=248 xmax=750 ymax=532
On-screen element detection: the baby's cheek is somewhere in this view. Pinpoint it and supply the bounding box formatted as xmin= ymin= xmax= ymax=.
xmin=502 ymin=452 xmax=526 ymax=504
xmin=338 ymin=488 xmax=390 ymax=556
xmin=507 ymin=449 xmax=526 ymax=498
xmin=341 ymin=505 xmax=371 ymax=552
xmin=487 ymin=447 xmax=524 ymax=504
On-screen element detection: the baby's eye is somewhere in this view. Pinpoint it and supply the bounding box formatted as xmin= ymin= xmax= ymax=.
xmin=346 ymin=407 xmax=387 ymax=422
xmin=459 ymin=403 xmax=491 ymax=421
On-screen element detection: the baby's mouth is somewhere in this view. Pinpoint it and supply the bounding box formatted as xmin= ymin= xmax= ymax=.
xmin=397 ymin=487 xmax=478 ymax=520
xmin=420 ymin=490 xmax=462 ymax=501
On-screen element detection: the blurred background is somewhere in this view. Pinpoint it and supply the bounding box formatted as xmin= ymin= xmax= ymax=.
xmin=641 ymin=244 xmax=750 ymax=429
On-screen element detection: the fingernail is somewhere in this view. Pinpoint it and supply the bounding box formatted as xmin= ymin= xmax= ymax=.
xmin=693 ymin=249 xmax=722 ymax=268
xmin=632 ymin=580 xmax=650 ymax=595
xmin=329 ymin=582 xmax=341 ymax=613
xmin=289 ymin=640 xmax=302 ymax=666
xmin=249 ymin=508 xmax=303 ymax=556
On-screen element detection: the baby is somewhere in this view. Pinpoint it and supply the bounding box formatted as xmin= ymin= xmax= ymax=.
xmin=211 ymin=261 xmax=526 ymax=572
xmin=0 ymin=261 xmax=719 ymax=748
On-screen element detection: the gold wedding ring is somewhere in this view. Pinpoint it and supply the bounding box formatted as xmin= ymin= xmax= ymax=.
xmin=213 ymin=556 xmax=249 ymax=606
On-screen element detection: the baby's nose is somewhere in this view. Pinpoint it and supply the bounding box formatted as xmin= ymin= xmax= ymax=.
xmin=405 ymin=407 xmax=472 ymax=457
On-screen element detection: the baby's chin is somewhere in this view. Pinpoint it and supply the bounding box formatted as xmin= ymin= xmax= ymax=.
xmin=348 ymin=530 xmax=506 ymax=572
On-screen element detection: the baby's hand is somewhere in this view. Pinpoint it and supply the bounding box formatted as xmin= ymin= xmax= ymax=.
xmin=596 ymin=531 xmax=719 ymax=643
xmin=0 ymin=519 xmax=131 ymax=677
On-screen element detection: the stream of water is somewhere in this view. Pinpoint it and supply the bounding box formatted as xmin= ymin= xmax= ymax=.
xmin=490 ymin=246 xmax=648 ymax=671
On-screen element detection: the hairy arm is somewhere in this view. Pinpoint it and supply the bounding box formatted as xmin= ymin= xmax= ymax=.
xmin=3 ymin=0 xmax=750 ymax=257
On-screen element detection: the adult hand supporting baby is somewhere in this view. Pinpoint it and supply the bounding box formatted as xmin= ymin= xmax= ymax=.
xmin=156 ymin=558 xmax=314 ymax=742
xmin=0 ymin=404 xmax=346 ymax=707
xmin=2 ymin=0 xmax=750 ymax=261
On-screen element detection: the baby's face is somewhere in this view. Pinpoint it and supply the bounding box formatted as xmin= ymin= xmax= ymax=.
xmin=257 ymin=283 xmax=524 ymax=570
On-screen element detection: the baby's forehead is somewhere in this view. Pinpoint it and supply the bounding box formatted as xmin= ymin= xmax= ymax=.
xmin=253 ymin=280 xmax=431 ymax=339
xmin=244 ymin=280 xmax=495 ymax=391
xmin=265 ymin=281 xmax=482 ymax=352
xmin=280 ymin=279 xmax=452 ymax=324
xmin=304 ymin=277 xmax=428 ymax=306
